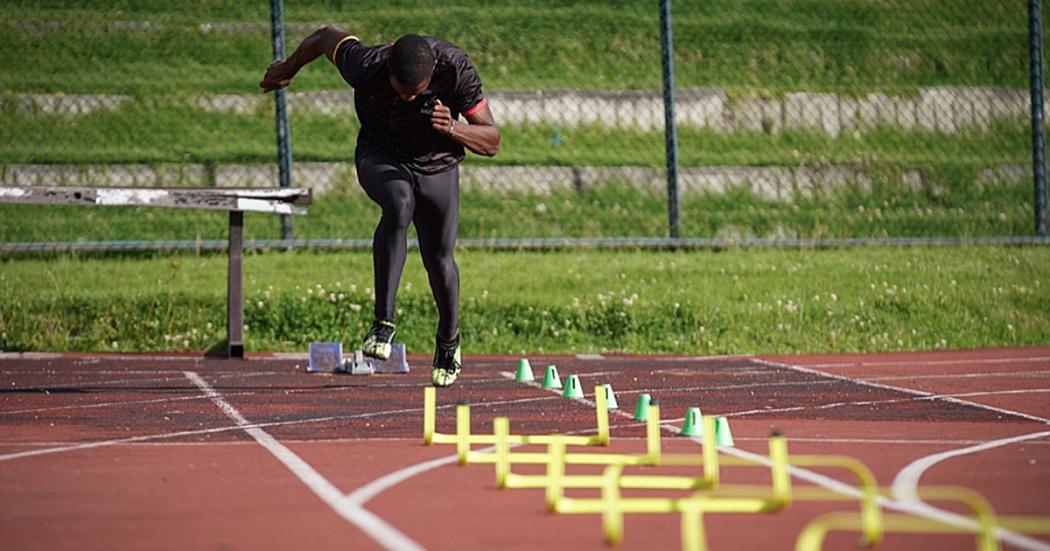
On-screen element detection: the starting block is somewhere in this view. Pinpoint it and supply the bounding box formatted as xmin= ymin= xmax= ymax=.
xmin=308 ymin=342 xmax=410 ymax=374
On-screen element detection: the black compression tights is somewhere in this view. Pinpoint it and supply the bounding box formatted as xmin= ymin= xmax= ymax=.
xmin=356 ymin=148 xmax=460 ymax=340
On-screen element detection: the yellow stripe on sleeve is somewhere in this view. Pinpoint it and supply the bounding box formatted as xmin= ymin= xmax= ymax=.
xmin=329 ymin=35 xmax=360 ymax=64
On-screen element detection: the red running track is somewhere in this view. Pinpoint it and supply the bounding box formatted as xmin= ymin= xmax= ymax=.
xmin=1 ymin=347 xmax=1048 ymax=550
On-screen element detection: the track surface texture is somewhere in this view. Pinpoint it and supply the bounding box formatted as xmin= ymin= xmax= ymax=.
xmin=1 ymin=347 xmax=1049 ymax=550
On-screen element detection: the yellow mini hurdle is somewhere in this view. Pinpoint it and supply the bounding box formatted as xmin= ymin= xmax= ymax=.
xmin=422 ymin=385 xmax=610 ymax=464
xmin=417 ymin=385 xmax=1047 ymax=551
xmin=796 ymin=486 xmax=1050 ymax=551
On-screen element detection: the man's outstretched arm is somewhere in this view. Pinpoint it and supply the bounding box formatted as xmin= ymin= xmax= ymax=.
xmin=260 ymin=26 xmax=353 ymax=92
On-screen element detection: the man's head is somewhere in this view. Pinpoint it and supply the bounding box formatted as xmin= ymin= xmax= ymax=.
xmin=389 ymin=34 xmax=435 ymax=102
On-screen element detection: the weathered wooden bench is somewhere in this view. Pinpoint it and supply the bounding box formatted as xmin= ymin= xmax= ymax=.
xmin=0 ymin=186 xmax=313 ymax=358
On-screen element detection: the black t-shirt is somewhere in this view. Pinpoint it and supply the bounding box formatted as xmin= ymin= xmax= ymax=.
xmin=333 ymin=36 xmax=487 ymax=174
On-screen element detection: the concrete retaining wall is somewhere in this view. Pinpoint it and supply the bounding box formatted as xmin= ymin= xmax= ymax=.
xmin=6 ymin=87 xmax=1032 ymax=134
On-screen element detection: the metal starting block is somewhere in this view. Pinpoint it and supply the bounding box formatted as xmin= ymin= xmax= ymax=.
xmin=308 ymin=342 xmax=410 ymax=375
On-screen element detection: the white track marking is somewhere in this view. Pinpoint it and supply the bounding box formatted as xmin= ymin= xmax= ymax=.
xmin=0 ymin=392 xmax=227 ymax=416
xmin=733 ymin=436 xmax=1050 ymax=446
xmin=0 ymin=369 xmax=283 ymax=376
xmin=0 ymin=385 xmax=579 ymax=463
xmin=346 ymin=455 xmax=461 ymax=507
xmin=0 ymin=403 xmax=436 ymax=462
xmin=497 ymin=370 xmax=836 ymax=398
xmin=722 ymin=387 xmax=1050 ymax=419
xmin=868 ymin=369 xmax=1050 ymax=381
xmin=753 ymin=358 xmax=1050 ymax=424
xmin=184 ymin=371 xmax=425 ymax=551
xmin=757 ymin=357 xmax=1050 ymax=550
xmin=891 ymin=430 xmax=1050 ymax=551
xmin=796 ymin=355 xmax=1050 ymax=369
xmin=2 ymin=369 xmax=276 ymax=393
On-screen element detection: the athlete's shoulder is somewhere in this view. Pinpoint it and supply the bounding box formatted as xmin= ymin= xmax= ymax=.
xmin=334 ymin=40 xmax=392 ymax=88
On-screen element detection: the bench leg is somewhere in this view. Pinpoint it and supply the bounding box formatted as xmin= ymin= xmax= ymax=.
xmin=227 ymin=210 xmax=245 ymax=358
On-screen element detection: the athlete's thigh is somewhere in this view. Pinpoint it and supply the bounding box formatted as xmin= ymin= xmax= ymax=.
xmin=355 ymin=148 xmax=415 ymax=210
xmin=412 ymin=166 xmax=459 ymax=249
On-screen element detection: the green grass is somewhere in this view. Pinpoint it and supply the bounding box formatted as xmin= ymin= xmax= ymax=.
xmin=0 ymin=1 xmax=1033 ymax=94
xmin=1 ymin=247 xmax=1046 ymax=354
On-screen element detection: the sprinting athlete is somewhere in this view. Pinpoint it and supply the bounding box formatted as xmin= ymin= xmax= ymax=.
xmin=260 ymin=27 xmax=500 ymax=387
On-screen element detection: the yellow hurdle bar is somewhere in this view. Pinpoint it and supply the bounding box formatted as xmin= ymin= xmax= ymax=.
xmin=795 ymin=485 xmax=1010 ymax=551
xmin=492 ymin=408 xmax=666 ymax=493
xmin=556 ymin=433 xmax=793 ymax=548
xmin=422 ymin=385 xmax=610 ymax=451
xmin=497 ymin=404 xmax=747 ymax=517
xmin=787 ymin=454 xmax=883 ymax=546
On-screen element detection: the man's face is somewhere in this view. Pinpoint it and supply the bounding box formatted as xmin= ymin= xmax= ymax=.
xmin=389 ymin=73 xmax=431 ymax=103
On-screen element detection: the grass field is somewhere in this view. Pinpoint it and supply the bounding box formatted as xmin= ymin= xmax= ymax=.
xmin=0 ymin=0 xmax=1032 ymax=94
xmin=0 ymin=0 xmax=1033 ymax=167
xmin=1 ymin=247 xmax=1046 ymax=354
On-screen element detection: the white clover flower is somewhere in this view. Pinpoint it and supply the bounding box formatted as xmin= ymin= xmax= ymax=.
xmin=307 ymin=288 xmax=313 ymax=295
xmin=257 ymin=301 xmax=265 ymax=309
xmin=349 ymin=303 xmax=362 ymax=312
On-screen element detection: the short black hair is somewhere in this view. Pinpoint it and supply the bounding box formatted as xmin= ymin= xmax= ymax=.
xmin=389 ymin=34 xmax=435 ymax=86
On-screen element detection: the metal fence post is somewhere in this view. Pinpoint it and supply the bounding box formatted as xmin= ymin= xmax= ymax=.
xmin=660 ymin=0 xmax=681 ymax=239
xmin=270 ymin=0 xmax=294 ymax=240
xmin=227 ymin=210 xmax=245 ymax=358
xmin=1030 ymin=0 xmax=1048 ymax=236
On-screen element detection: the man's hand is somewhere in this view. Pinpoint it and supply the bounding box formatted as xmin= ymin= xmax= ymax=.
xmin=430 ymin=99 xmax=455 ymax=135
xmin=260 ymin=58 xmax=298 ymax=93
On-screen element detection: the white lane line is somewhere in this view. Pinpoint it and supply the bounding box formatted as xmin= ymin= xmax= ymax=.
xmin=184 ymin=371 xmax=424 ymax=551
xmin=733 ymin=436 xmax=1050 ymax=446
xmin=722 ymin=388 xmax=1050 ymax=419
xmin=0 ymin=389 xmax=575 ymax=463
xmin=0 ymin=392 xmax=227 ymax=416
xmin=2 ymin=369 xmax=278 ymax=393
xmin=867 ymin=369 xmax=1050 ymax=381
xmin=755 ymin=357 xmax=1050 ymax=550
xmin=891 ymin=430 xmax=1050 ymax=551
xmin=752 ymin=358 xmax=1050 ymax=424
xmin=346 ymin=455 xmax=460 ymax=507
xmin=794 ymin=355 xmax=1050 ymax=369
xmin=0 ymin=370 xmax=282 ymax=376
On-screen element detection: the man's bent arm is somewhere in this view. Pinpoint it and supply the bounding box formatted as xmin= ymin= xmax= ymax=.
xmin=452 ymin=104 xmax=501 ymax=157
xmin=260 ymin=26 xmax=352 ymax=92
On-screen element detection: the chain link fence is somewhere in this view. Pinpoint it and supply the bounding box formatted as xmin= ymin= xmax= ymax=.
xmin=0 ymin=1 xmax=1045 ymax=248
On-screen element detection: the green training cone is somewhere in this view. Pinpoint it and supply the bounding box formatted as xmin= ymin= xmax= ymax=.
xmin=563 ymin=374 xmax=584 ymax=398
xmin=602 ymin=384 xmax=618 ymax=409
xmin=515 ymin=358 xmax=534 ymax=382
xmin=633 ymin=393 xmax=652 ymax=421
xmin=542 ymin=365 xmax=562 ymax=389
xmin=680 ymin=407 xmax=703 ymax=437
xmin=715 ymin=416 xmax=735 ymax=447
